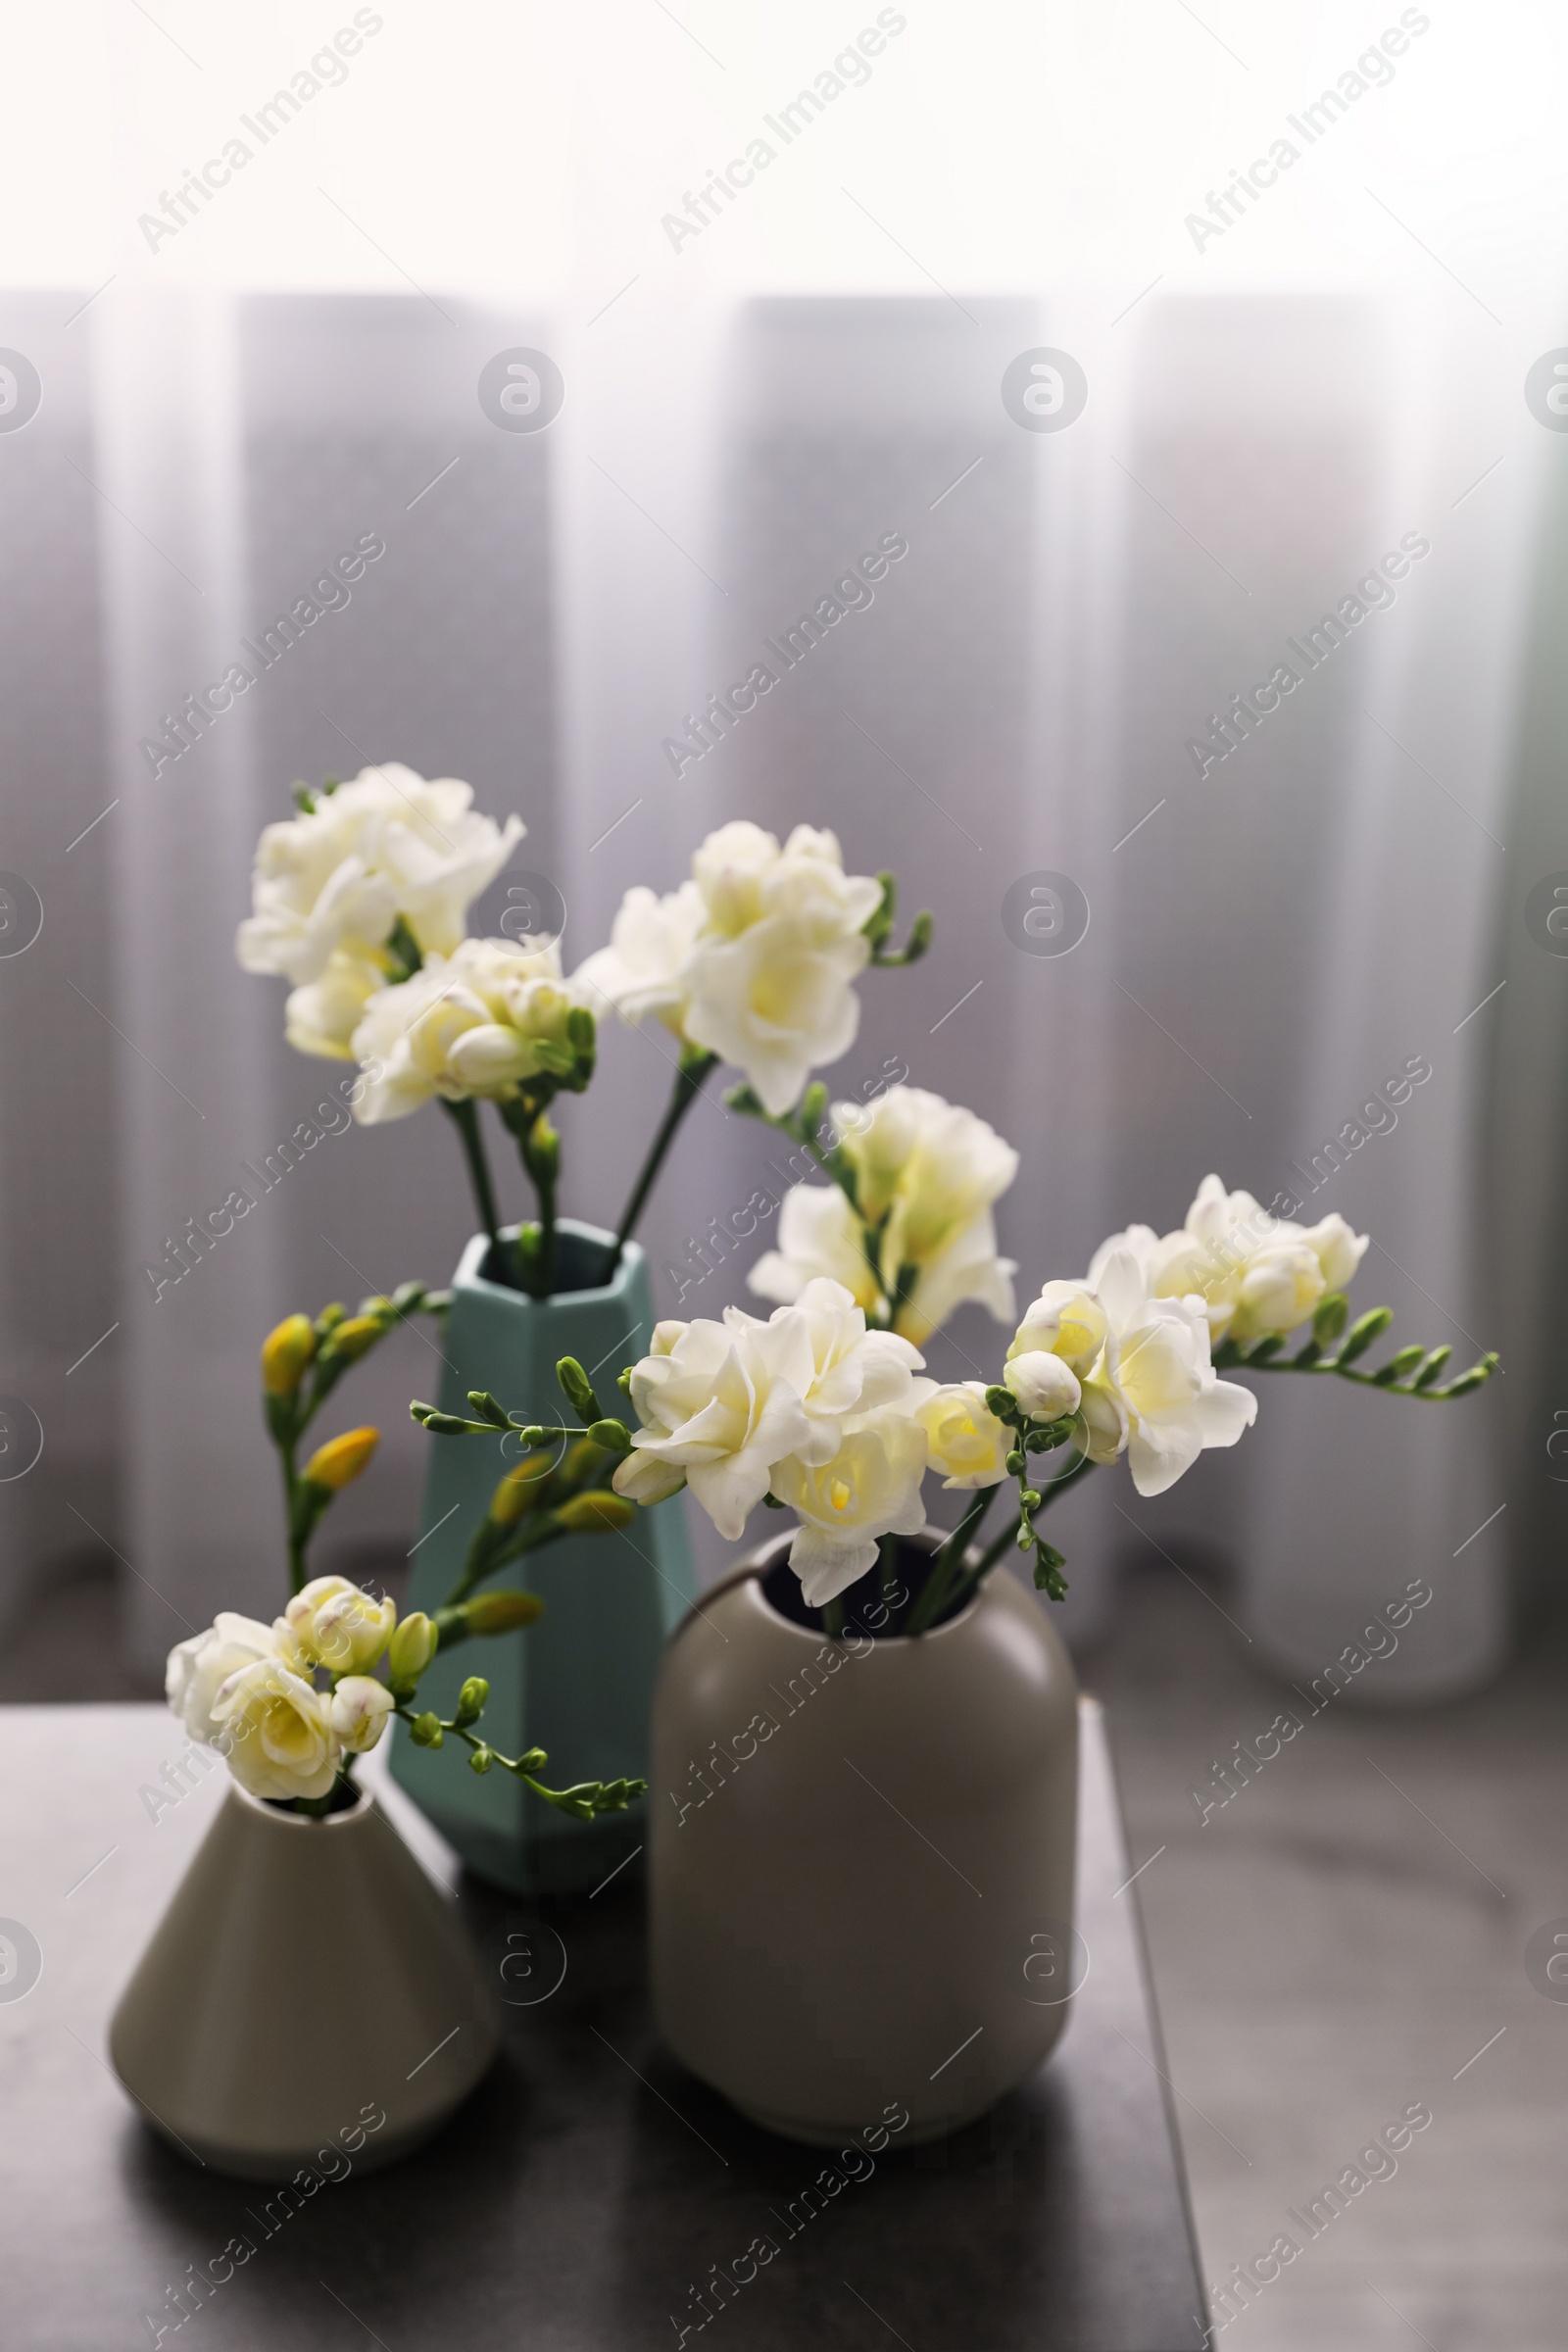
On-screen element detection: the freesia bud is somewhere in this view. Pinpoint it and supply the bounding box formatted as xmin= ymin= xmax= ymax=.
xmin=465 ymin=1590 xmax=545 ymax=1635
xmin=455 ymin=1676 xmax=488 ymax=1725
xmin=386 ymin=1610 xmax=437 ymax=1690
xmin=409 ymin=1710 xmax=444 ymax=1747
xmin=489 ymin=1452 xmax=552 ymax=1526
xmin=554 ymin=1491 xmax=637 ymax=1534
xmin=1003 ymin=1351 xmax=1083 ymax=1421
xmin=262 ymin=1313 xmax=316 ymax=1396
xmin=303 ymin=1427 xmax=380 ymax=1491
xmin=323 ymin=1313 xmax=382 ymax=1362
xmin=329 ymin=1676 xmax=395 ymax=1752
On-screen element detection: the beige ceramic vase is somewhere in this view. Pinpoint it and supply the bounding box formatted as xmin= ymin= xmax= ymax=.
xmin=110 ymin=1780 xmax=500 ymax=2179
xmin=651 ymin=1530 xmax=1080 ymax=2145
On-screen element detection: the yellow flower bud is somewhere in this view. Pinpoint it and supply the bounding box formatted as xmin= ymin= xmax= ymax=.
xmin=325 ymin=1313 xmax=382 ymax=1362
xmin=548 ymin=1436 xmax=608 ymax=1500
xmin=465 ymin=1590 xmax=545 ymax=1635
xmin=386 ymin=1610 xmax=438 ymax=1689
xmin=553 ymin=1490 xmax=637 ymax=1535
xmin=261 ymin=1313 xmax=316 ymax=1396
xmin=489 ymin=1451 xmax=553 ymax=1527
xmin=303 ymin=1426 xmax=379 ymax=1491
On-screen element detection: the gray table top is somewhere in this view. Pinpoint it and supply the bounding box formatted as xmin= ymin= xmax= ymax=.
xmin=0 ymin=1696 xmax=1202 ymax=2351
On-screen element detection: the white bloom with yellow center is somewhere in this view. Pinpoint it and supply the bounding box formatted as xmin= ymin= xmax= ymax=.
xmin=1077 ymin=1248 xmax=1257 ymax=1496
xmin=612 ymin=1310 xmax=813 ymax=1538
xmin=749 ymin=1087 xmax=1018 ymax=1342
xmin=910 ymin=1380 xmax=1010 ymax=1489
xmin=770 ymin=1407 xmax=930 ymax=1605
xmin=278 ymin=1576 xmax=396 ymax=1676
xmin=209 ymin=1657 xmax=341 ymax=1802
xmin=166 ymin=1613 xmax=279 ymax=1745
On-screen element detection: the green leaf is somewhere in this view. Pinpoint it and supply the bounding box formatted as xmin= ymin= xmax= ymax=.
xmin=1312 ymin=1292 xmax=1349 ymax=1345
xmin=1336 ymin=1307 xmax=1394 ymax=1366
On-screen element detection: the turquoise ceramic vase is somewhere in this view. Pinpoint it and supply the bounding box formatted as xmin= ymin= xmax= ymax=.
xmin=391 ymin=1219 xmax=695 ymax=1892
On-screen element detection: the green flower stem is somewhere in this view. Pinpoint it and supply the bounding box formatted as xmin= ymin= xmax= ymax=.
xmin=822 ymin=1595 xmax=846 ymax=1640
xmin=516 ymin=1106 xmax=559 ymax=1297
xmin=393 ymin=1704 xmax=643 ymax=1819
xmin=441 ymin=1098 xmax=502 ymax=1252
xmin=605 ymin=1048 xmax=718 ymax=1281
xmin=903 ymin=1487 xmax=997 ymax=1638
xmin=879 ymin=1530 xmax=901 ymax=1620
xmin=1213 ymin=1332 xmax=1499 ymax=1396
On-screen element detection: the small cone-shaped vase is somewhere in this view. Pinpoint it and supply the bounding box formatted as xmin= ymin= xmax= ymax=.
xmin=110 ymin=1780 xmax=499 ymax=2179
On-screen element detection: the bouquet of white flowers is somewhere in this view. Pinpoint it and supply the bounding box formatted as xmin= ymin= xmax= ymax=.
xmin=415 ymin=1154 xmax=1497 ymax=1634
xmin=237 ymin=770 xmax=928 ymax=1298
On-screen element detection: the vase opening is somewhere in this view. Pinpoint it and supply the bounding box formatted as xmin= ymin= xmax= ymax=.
xmin=477 ymin=1223 xmax=618 ymax=1298
xmin=759 ymin=1533 xmax=976 ymax=1642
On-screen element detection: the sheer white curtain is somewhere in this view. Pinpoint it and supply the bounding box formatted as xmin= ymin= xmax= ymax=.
xmin=0 ymin=282 xmax=1543 ymax=1693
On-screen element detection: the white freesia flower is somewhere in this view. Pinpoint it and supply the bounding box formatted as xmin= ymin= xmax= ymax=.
xmin=1008 ymin=1280 xmax=1109 ymax=1378
xmin=1091 ymin=1177 xmax=1369 ymax=1343
xmin=210 ymin=1657 xmax=340 ymax=1802
xmin=1296 ymin=1210 xmax=1370 ymax=1293
xmin=350 ymin=938 xmax=587 ymax=1124
xmin=574 ymin=882 xmax=705 ymax=1034
xmin=283 ymin=948 xmax=387 ymax=1060
xmin=236 ymin=765 xmax=522 ymax=995
xmin=612 ymin=1280 xmax=920 ymax=1541
xmin=749 ymin=1087 xmax=1018 ymax=1342
xmin=612 ymin=1309 xmax=814 ymax=1538
xmin=770 ymin=1407 xmax=930 ymax=1604
xmin=749 ymin=1185 xmax=883 ymax=1318
xmin=1227 ymin=1240 xmax=1326 ymax=1344
xmin=679 ymin=825 xmax=885 ymax=1094
xmin=1078 ymin=1248 xmax=1256 ymax=1496
xmin=328 ymin=1676 xmax=396 ymax=1754
xmin=1003 ymin=1351 xmax=1083 ymax=1422
xmin=166 ymin=1613 xmax=278 ymax=1745
xmin=278 ymin=1576 xmax=396 ymax=1676
xmin=786 ymin=1277 xmax=924 ymax=1455
xmin=911 ymin=1380 xmax=1011 ymax=1489
xmin=579 ymin=822 xmax=884 ymax=1115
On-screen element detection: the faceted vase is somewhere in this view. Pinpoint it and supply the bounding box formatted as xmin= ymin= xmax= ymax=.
xmin=392 ymin=1219 xmax=696 ymax=1893
xmin=651 ymin=1530 xmax=1080 ymax=2145
xmin=109 ymin=1780 xmax=498 ymax=2179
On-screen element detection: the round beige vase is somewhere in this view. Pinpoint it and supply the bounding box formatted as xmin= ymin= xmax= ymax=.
xmin=110 ymin=1780 xmax=500 ymax=2179
xmin=651 ymin=1530 xmax=1080 ymax=2146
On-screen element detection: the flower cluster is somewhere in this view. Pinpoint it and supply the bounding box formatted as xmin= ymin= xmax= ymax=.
xmin=747 ymin=1084 xmax=1018 ymax=1344
xmin=165 ymin=1575 xmax=574 ymax=1807
xmin=416 ymin=1149 xmax=1496 ymax=1634
xmin=1091 ymin=1175 xmax=1368 ymax=1346
xmin=236 ymin=765 xmax=522 ymax=1059
xmin=240 ymin=789 xmax=931 ymax=1300
xmin=351 ymin=937 xmax=593 ymax=1125
xmin=578 ymin=821 xmax=906 ymax=1118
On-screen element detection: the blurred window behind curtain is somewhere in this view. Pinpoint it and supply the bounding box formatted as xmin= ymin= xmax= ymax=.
xmin=0 ymin=3 xmax=1564 ymax=1688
